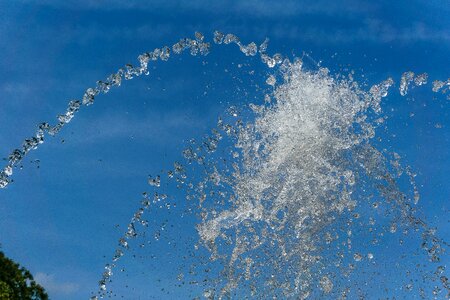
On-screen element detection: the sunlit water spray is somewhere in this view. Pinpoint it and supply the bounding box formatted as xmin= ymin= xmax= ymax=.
xmin=1 ymin=32 xmax=449 ymax=299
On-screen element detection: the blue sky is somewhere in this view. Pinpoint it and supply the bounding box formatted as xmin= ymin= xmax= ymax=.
xmin=0 ymin=1 xmax=449 ymax=299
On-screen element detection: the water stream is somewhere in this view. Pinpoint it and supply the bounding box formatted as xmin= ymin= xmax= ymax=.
xmin=1 ymin=32 xmax=448 ymax=299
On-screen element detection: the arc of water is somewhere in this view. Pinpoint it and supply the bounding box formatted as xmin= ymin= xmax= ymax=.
xmin=1 ymin=29 xmax=444 ymax=190
xmin=0 ymin=31 xmax=284 ymax=190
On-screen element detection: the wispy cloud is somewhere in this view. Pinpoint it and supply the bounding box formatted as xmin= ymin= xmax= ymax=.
xmin=266 ymin=20 xmax=450 ymax=44
xmin=18 ymin=0 xmax=376 ymax=16
xmin=34 ymin=272 xmax=79 ymax=295
xmin=2 ymin=0 xmax=448 ymax=60
xmin=65 ymin=107 xmax=206 ymax=146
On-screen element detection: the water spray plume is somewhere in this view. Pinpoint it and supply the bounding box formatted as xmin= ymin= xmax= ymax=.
xmin=1 ymin=31 xmax=448 ymax=299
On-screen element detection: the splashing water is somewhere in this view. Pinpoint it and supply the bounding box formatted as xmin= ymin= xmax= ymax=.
xmin=183 ymin=62 xmax=447 ymax=298
xmin=1 ymin=32 xmax=448 ymax=299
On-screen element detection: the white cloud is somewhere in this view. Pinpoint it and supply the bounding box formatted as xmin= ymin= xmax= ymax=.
xmin=34 ymin=272 xmax=80 ymax=295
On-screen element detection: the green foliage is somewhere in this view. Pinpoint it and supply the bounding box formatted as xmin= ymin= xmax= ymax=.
xmin=0 ymin=250 xmax=48 ymax=300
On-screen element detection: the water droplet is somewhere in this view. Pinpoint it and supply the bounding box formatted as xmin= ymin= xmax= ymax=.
xmin=353 ymin=253 xmax=363 ymax=261
xmin=4 ymin=166 xmax=13 ymax=176
xmin=160 ymin=46 xmax=170 ymax=61
xmin=320 ymin=276 xmax=333 ymax=294
xmin=82 ymin=88 xmax=97 ymax=105
xmin=148 ymin=175 xmax=161 ymax=187
xmin=414 ymin=73 xmax=428 ymax=86
xmin=223 ymin=34 xmax=239 ymax=45
xmin=195 ymin=32 xmax=204 ymax=41
xmin=399 ymin=71 xmax=414 ymax=96
xmin=240 ymin=42 xmax=257 ymax=56
xmin=266 ymin=75 xmax=276 ymax=86
xmin=390 ymin=223 xmax=398 ymax=233
xmin=213 ymin=31 xmax=224 ymax=44
xmin=432 ymin=79 xmax=449 ymax=93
